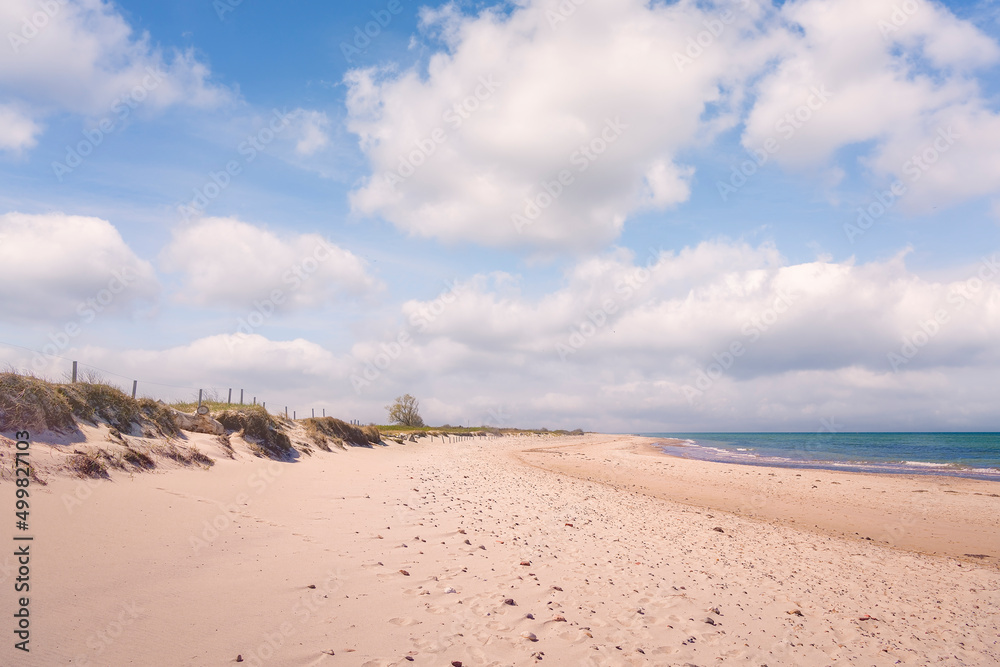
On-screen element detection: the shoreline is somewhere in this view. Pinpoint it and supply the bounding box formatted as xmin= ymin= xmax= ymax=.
xmin=645 ymin=434 xmax=1000 ymax=482
xmin=516 ymin=435 xmax=1000 ymax=566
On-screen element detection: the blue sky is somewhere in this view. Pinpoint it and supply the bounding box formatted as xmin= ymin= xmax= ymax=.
xmin=2 ymin=0 xmax=1000 ymax=431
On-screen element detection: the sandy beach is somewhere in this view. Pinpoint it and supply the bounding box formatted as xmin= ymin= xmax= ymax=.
xmin=3 ymin=431 xmax=999 ymax=666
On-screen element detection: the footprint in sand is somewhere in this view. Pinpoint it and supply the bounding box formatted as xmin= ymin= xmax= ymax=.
xmin=388 ymin=617 xmax=420 ymax=626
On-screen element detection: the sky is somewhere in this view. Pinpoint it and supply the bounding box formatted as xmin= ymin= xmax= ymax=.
xmin=1 ymin=0 xmax=999 ymax=432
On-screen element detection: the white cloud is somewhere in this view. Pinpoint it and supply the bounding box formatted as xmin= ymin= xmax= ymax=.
xmin=344 ymin=241 xmax=1000 ymax=430
xmin=4 ymin=240 xmax=997 ymax=429
xmin=0 ymin=103 xmax=41 ymax=152
xmin=345 ymin=0 xmax=776 ymax=250
xmin=346 ymin=0 xmax=1000 ymax=250
xmin=293 ymin=110 xmax=331 ymax=156
xmin=743 ymin=0 xmax=1000 ymax=212
xmin=0 ymin=211 xmax=158 ymax=321
xmin=0 ymin=0 xmax=231 ymax=151
xmin=160 ymin=217 xmax=379 ymax=309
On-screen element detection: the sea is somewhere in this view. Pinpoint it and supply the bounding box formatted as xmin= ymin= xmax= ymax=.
xmin=642 ymin=432 xmax=1000 ymax=481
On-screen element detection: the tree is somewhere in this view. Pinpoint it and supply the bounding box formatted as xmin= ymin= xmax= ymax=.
xmin=386 ymin=393 xmax=424 ymax=427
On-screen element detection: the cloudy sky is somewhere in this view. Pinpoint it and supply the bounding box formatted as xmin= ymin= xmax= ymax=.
xmin=1 ymin=0 xmax=999 ymax=432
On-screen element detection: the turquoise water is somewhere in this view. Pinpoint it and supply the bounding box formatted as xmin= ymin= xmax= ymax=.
xmin=642 ymin=433 xmax=1000 ymax=481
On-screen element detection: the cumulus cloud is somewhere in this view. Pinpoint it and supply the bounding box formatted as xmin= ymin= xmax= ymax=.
xmin=0 ymin=211 xmax=159 ymax=321
xmin=0 ymin=103 xmax=41 ymax=152
xmin=345 ymin=240 xmax=1000 ymax=430
xmin=0 ymin=0 xmax=230 ymax=151
xmin=346 ymin=0 xmax=1000 ymax=249
xmin=742 ymin=0 xmax=1000 ymax=212
xmin=346 ymin=0 xmax=774 ymax=250
xmin=293 ymin=110 xmax=331 ymax=156
xmin=4 ymin=240 xmax=996 ymax=429
xmin=160 ymin=217 xmax=379 ymax=309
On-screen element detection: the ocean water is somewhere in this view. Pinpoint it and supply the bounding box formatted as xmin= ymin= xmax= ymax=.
xmin=642 ymin=433 xmax=1000 ymax=481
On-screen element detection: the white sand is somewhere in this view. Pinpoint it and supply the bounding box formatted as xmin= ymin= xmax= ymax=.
xmin=2 ymin=432 xmax=998 ymax=666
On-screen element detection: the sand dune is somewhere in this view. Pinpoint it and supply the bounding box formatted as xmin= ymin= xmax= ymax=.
xmin=3 ymin=432 xmax=998 ymax=666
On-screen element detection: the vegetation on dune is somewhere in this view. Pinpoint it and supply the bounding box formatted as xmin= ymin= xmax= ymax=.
xmin=170 ymin=399 xmax=243 ymax=414
xmin=0 ymin=371 xmax=76 ymax=432
xmin=0 ymin=371 xmax=179 ymax=436
xmin=215 ymin=405 xmax=293 ymax=458
xmin=303 ymin=417 xmax=380 ymax=450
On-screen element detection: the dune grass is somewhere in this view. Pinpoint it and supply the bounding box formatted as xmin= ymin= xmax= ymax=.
xmin=0 ymin=371 xmax=77 ymax=432
xmin=214 ymin=405 xmax=293 ymax=458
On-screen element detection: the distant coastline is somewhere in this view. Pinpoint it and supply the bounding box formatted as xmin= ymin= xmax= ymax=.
xmin=644 ymin=432 xmax=1000 ymax=481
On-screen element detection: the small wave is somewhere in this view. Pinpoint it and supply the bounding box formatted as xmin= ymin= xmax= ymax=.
xmin=902 ymin=461 xmax=952 ymax=468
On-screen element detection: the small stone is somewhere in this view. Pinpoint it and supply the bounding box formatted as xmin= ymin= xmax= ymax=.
xmin=504 ymin=598 xmax=516 ymax=605
xmin=551 ymin=586 xmax=563 ymax=591
xmin=452 ymin=662 xmax=463 ymax=667
xmin=553 ymin=615 xmax=567 ymax=622
xmin=236 ymin=656 xmax=243 ymax=663
xmin=399 ymin=569 xmax=410 ymax=576
xmin=520 ymin=561 xmax=531 ymax=566
xmin=307 ymin=584 xmax=316 ymax=589
xmin=405 ymin=657 xmax=414 ymax=662
xmin=526 ymin=613 xmax=535 ymax=619
xmin=786 ymin=609 xmax=803 ymax=617
xmin=704 ymin=617 xmax=716 ymax=625
xmin=445 ymin=587 xmax=457 ymax=594
xmin=712 ymin=527 xmax=724 ymax=533
xmin=521 ymin=631 xmax=538 ymax=642
xmin=464 ymin=539 xmax=471 ymax=545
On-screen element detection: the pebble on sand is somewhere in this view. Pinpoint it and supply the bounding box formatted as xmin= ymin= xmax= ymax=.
xmin=399 ymin=569 xmax=410 ymax=576
xmin=521 ymin=631 xmax=538 ymax=641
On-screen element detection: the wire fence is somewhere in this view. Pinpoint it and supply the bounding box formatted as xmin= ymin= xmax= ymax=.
xmin=0 ymin=339 xmax=358 ymax=423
